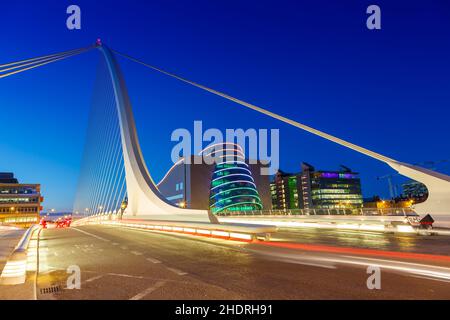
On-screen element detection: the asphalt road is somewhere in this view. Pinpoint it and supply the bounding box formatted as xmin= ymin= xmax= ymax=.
xmin=274 ymin=227 xmax=450 ymax=255
xmin=33 ymin=225 xmax=450 ymax=300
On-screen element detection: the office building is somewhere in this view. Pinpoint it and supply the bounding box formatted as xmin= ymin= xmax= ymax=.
xmin=270 ymin=163 xmax=363 ymax=210
xmin=0 ymin=173 xmax=43 ymax=228
xmin=402 ymin=180 xmax=428 ymax=203
xmin=157 ymin=143 xmax=270 ymax=214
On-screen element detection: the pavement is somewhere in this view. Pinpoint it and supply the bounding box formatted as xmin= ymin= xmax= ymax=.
xmin=19 ymin=225 xmax=450 ymax=300
xmin=0 ymin=227 xmax=37 ymax=300
xmin=0 ymin=228 xmax=24 ymax=272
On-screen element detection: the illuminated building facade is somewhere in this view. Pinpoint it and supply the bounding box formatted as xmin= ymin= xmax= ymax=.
xmin=157 ymin=144 xmax=270 ymax=213
xmin=271 ymin=163 xmax=363 ymax=210
xmin=0 ymin=173 xmax=43 ymax=228
xmin=402 ymin=180 xmax=428 ymax=203
xmin=270 ymin=170 xmax=300 ymax=210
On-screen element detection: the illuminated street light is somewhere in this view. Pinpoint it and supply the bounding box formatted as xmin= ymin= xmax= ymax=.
xmin=119 ymin=198 xmax=128 ymax=220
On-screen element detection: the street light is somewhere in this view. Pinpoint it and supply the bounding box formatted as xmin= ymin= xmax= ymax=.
xmin=119 ymin=198 xmax=128 ymax=220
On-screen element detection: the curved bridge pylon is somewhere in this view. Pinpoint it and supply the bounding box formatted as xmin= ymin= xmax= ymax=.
xmin=100 ymin=43 xmax=450 ymax=226
xmin=98 ymin=45 xmax=214 ymax=223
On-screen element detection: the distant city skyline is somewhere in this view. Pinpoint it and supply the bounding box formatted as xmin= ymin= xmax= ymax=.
xmin=1 ymin=1 xmax=449 ymax=211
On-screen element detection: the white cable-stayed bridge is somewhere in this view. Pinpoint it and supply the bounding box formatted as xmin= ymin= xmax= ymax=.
xmin=1 ymin=40 xmax=450 ymax=227
xmin=2 ymin=40 xmax=450 ymax=300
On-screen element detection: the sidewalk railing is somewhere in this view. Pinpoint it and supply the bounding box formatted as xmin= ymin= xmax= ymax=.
xmin=73 ymin=215 xmax=277 ymax=241
xmin=216 ymin=207 xmax=417 ymax=217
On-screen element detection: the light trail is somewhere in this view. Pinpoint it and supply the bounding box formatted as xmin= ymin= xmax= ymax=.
xmin=258 ymin=241 xmax=450 ymax=263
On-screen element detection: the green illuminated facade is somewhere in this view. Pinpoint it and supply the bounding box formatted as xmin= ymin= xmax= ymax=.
xmin=209 ymin=145 xmax=263 ymax=214
xmin=271 ymin=163 xmax=363 ymax=210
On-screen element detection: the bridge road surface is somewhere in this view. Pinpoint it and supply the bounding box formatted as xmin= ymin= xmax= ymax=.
xmin=34 ymin=225 xmax=450 ymax=300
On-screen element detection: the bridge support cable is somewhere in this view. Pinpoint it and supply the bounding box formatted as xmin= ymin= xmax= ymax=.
xmin=111 ymin=49 xmax=395 ymax=164
xmin=0 ymin=46 xmax=94 ymax=79
xmin=73 ymin=55 xmax=127 ymax=217
xmin=0 ymin=46 xmax=90 ymax=70
xmin=111 ymin=49 xmax=450 ymax=219
xmin=0 ymin=46 xmax=92 ymax=69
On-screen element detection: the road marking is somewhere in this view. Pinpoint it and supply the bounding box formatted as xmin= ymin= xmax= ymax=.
xmin=112 ymin=242 xmax=119 ymax=246
xmin=131 ymin=251 xmax=142 ymax=256
xmin=293 ymin=261 xmax=336 ymax=269
xmin=409 ymin=274 xmax=450 ymax=283
xmin=39 ymin=245 xmax=49 ymax=273
xmin=129 ymin=281 xmax=166 ymax=300
xmin=85 ymin=275 xmax=104 ymax=283
xmin=146 ymin=257 xmax=161 ymax=264
xmin=120 ymin=246 xmax=128 ymax=250
xmin=72 ymin=228 xmax=110 ymax=242
xmin=167 ymin=267 xmax=188 ymax=276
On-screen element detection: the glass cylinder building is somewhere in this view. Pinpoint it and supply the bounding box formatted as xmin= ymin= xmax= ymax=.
xmin=207 ymin=143 xmax=263 ymax=214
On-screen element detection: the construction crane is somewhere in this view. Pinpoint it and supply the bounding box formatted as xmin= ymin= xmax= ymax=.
xmin=377 ymin=160 xmax=449 ymax=199
xmin=377 ymin=174 xmax=398 ymax=199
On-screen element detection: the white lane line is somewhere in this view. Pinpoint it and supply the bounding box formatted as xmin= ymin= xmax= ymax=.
xmin=72 ymin=228 xmax=110 ymax=242
xmin=129 ymin=281 xmax=166 ymax=300
xmin=85 ymin=275 xmax=104 ymax=283
xmin=292 ymin=261 xmax=336 ymax=269
xmin=131 ymin=251 xmax=143 ymax=256
xmin=167 ymin=267 xmax=188 ymax=276
xmin=409 ymin=274 xmax=450 ymax=283
xmin=120 ymin=246 xmax=128 ymax=250
xmin=146 ymin=257 xmax=161 ymax=264
xmin=112 ymin=243 xmax=119 ymax=246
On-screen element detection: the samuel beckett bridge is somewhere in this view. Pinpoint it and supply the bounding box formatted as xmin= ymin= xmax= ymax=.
xmin=1 ymin=40 xmax=450 ymax=300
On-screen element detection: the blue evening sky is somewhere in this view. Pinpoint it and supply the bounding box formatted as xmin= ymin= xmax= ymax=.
xmin=1 ymin=1 xmax=449 ymax=211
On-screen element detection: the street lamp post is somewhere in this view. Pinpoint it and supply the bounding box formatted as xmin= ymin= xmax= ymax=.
xmin=119 ymin=198 xmax=128 ymax=220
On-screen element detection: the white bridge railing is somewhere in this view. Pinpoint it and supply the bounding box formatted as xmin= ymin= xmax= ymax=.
xmin=217 ymin=207 xmax=418 ymax=217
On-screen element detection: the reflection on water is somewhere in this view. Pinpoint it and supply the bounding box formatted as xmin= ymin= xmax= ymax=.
xmin=277 ymin=228 xmax=450 ymax=255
